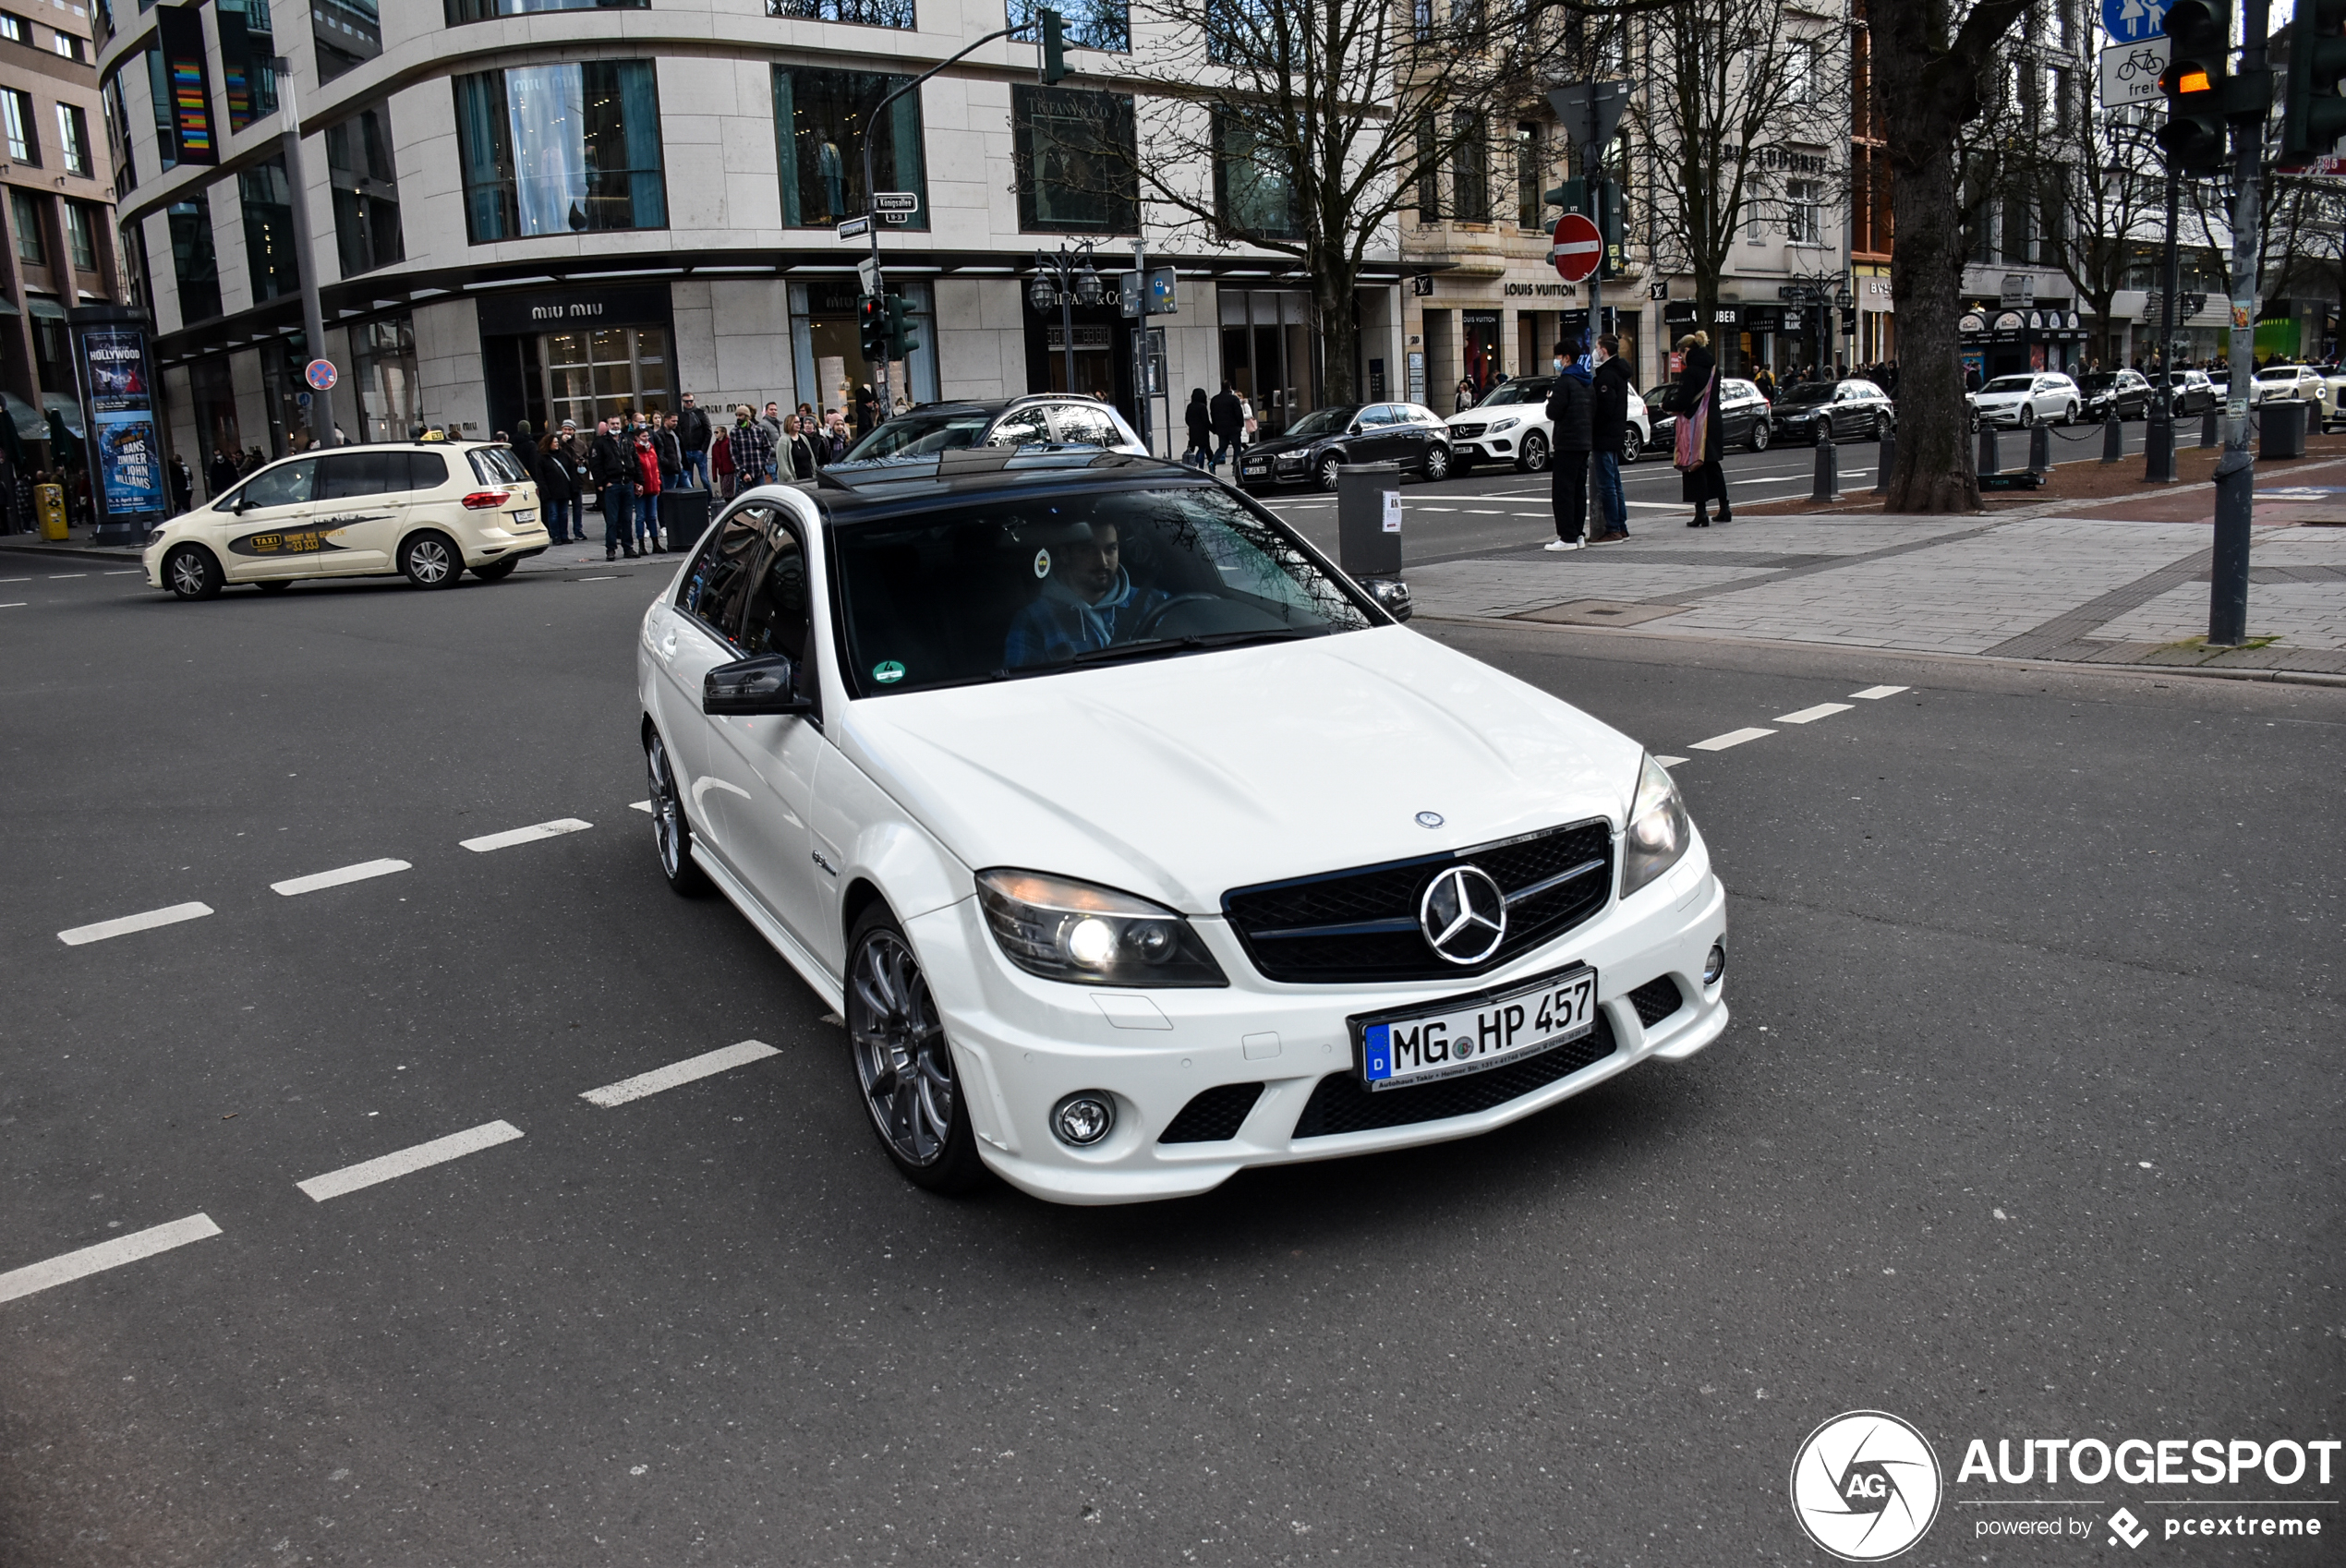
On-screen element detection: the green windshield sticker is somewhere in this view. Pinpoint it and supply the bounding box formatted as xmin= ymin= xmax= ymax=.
xmin=872 ymin=660 xmax=906 ymax=684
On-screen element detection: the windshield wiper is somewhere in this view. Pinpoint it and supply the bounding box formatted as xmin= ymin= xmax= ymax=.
xmin=1066 ymin=627 xmax=1327 ymax=667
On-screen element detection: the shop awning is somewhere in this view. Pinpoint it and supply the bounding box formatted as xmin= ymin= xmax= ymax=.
xmin=42 ymin=392 xmax=85 ymax=439
xmin=0 ymin=295 xmax=20 ymax=319
xmin=3 ymin=392 xmax=45 ymax=440
xmin=26 ymin=296 xmax=67 ymax=321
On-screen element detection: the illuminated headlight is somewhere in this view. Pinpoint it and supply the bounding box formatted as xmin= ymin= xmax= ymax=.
xmin=975 ymin=869 xmax=1227 ymax=987
xmin=1488 ymin=416 xmax=1520 ymax=432
xmin=1619 ymin=753 xmax=1692 ymax=898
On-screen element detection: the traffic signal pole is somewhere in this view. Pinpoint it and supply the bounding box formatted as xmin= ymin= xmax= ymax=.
xmin=2146 ymin=165 xmax=2181 ymax=483
xmin=2209 ymin=0 xmax=2270 ymax=647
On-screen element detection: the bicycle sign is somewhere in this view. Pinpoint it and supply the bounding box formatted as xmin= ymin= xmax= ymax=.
xmin=2101 ymin=0 xmax=2168 ymax=44
xmin=2099 ymin=35 xmax=2171 ymax=106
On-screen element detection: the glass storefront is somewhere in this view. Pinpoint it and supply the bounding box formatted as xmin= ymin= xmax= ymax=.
xmin=349 ymin=316 xmax=418 ymax=441
xmin=791 ymin=281 xmax=935 ymax=416
xmin=1217 ymin=288 xmax=1314 ymax=436
xmin=527 ymin=325 xmax=670 ymax=430
xmin=454 ymin=61 xmax=667 ymax=242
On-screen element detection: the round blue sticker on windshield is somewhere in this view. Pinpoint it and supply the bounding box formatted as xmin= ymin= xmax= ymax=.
xmin=872 ymin=660 xmax=905 ymax=684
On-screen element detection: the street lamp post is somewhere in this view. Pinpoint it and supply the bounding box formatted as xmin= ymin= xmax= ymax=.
xmin=1029 ymin=244 xmax=1105 ymax=394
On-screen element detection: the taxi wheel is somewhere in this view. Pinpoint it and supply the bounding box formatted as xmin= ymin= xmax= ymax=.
xmin=644 ymin=725 xmax=711 ymax=898
xmin=400 ymin=531 xmax=463 ymax=588
xmin=470 ymin=559 xmax=518 ymax=583
xmin=163 ymin=545 xmax=222 ymax=601
xmin=846 ymin=906 xmax=986 ymax=1196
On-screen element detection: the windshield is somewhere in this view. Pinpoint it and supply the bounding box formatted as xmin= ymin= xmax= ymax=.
xmin=832 ymin=485 xmax=1377 ymax=694
xmin=1778 ymin=385 xmax=1832 ymax=405
xmin=841 ymin=411 xmax=997 ymax=463
xmin=1642 ymin=386 xmax=1672 ymax=410
xmin=1282 ymin=406 xmax=1359 ymax=440
xmin=2076 ymin=373 xmax=2115 ymax=390
xmin=2255 ymin=367 xmax=2298 ymax=380
xmin=1476 ymin=381 xmax=1547 ymax=407
xmin=1982 ymin=376 xmax=2037 ymax=394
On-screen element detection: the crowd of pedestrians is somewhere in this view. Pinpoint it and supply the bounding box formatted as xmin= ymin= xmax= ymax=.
xmin=1179 ymin=380 xmax=1255 ymax=474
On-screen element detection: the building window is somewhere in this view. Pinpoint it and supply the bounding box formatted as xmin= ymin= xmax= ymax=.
xmin=240 ymin=155 xmax=301 ymax=301
xmin=1413 ymin=114 xmax=1440 ymax=221
xmin=1214 ymin=109 xmax=1297 ymax=239
xmin=1205 ymin=0 xmax=1264 ymax=63
xmin=1515 ymin=122 xmax=1543 ymax=231
xmin=170 ymin=195 xmax=221 ymax=321
xmin=1449 ymin=112 xmax=1489 ymax=223
xmin=11 ymin=187 xmax=45 ymax=264
xmin=217 ymin=0 xmax=278 ymax=133
xmin=55 ymin=103 xmax=91 ymax=175
xmin=1786 ymin=39 xmax=1819 ymax=103
xmin=1011 ymin=83 xmax=1135 ymax=233
xmin=314 ymin=0 xmax=381 ymax=83
xmin=446 ymin=0 xmax=644 ymax=20
xmin=142 ymin=49 xmax=177 ymax=170
xmin=51 ymin=29 xmax=85 ymax=59
xmin=1786 ymin=176 xmax=1821 ymax=244
xmin=2 ymin=87 xmax=38 ymax=163
xmin=765 ymin=0 xmax=914 ymax=26
xmin=538 ymin=325 xmax=669 ymax=429
xmin=1007 ymin=0 xmax=1126 ymax=54
xmin=0 ymin=13 xmax=25 ymax=42
xmin=771 ymin=66 xmax=926 ymax=229
xmin=453 ymin=61 xmax=668 ymax=243
xmin=327 ymin=101 xmax=404 ymax=274
xmin=64 ymin=199 xmax=96 ymax=269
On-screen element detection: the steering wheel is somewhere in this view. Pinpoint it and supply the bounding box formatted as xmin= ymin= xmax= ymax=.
xmin=1129 ymin=594 xmax=1225 ymax=640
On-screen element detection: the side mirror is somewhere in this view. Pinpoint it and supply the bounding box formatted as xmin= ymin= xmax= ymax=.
xmin=1347 ymin=422 xmax=1364 ymax=436
xmin=1363 ymin=577 xmax=1413 ymax=622
xmin=704 ymin=653 xmax=813 ymax=716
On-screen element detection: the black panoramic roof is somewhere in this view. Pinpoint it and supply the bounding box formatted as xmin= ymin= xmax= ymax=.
xmin=808 ymin=450 xmax=1209 ymax=524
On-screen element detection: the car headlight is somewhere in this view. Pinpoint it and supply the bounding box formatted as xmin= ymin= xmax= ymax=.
xmin=1619 ymin=753 xmax=1692 ymax=899
xmin=1488 ymin=416 xmax=1520 ymax=432
xmin=146 ymin=527 xmax=166 ymax=547
xmin=975 ymin=869 xmax=1227 ymax=988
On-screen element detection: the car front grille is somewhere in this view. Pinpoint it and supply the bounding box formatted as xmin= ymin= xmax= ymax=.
xmin=1221 ymin=819 xmax=1613 ymax=983
xmin=1627 ymin=974 xmax=1686 ymax=1028
xmin=1452 ymin=422 xmax=1486 ymax=438
xmin=1159 ymin=1082 xmax=1264 ymax=1143
xmin=1291 ymin=1013 xmax=1618 ymax=1138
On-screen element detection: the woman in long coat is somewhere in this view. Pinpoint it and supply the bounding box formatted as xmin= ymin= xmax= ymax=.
xmin=1674 ymin=332 xmax=1731 ymax=527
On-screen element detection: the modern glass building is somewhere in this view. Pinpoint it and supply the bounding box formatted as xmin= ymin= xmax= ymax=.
xmin=94 ymin=0 xmax=1408 ymax=479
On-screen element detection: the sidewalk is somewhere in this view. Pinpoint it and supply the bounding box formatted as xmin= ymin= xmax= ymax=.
xmin=1407 ymin=452 xmax=2346 ymax=680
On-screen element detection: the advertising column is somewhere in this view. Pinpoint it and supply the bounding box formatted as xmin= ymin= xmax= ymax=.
xmin=68 ymin=306 xmax=168 ymax=546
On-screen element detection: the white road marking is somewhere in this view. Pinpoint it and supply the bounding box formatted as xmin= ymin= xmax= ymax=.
xmin=0 ymin=576 xmax=28 ymax=582
xmin=295 ymin=1120 xmax=525 ymax=1202
xmin=1413 ymin=506 xmax=1459 ymax=513
xmin=629 ymin=800 xmax=653 ymax=814
xmin=47 ymin=573 xmax=86 ymax=579
xmin=1850 ymin=685 xmax=1909 ymax=700
xmin=104 ymin=569 xmax=140 ymax=575
xmin=0 ymin=1213 xmax=223 ymax=1306
xmin=58 ymin=901 xmax=214 ymax=947
xmin=1688 ymin=727 xmax=1775 ymax=752
xmin=576 ymin=574 xmax=619 ymax=582
xmin=0 ymin=602 xmax=24 ymax=609
xmin=581 ymin=1039 xmax=780 ymax=1107
xmin=1653 ymin=754 xmax=1688 ymax=768
xmin=271 ymin=858 xmax=410 ymax=897
xmin=1774 ymin=702 xmax=1854 ymax=724
xmin=460 ymin=817 xmax=592 ymax=852
xmin=1465 ymin=509 xmax=1505 ymax=514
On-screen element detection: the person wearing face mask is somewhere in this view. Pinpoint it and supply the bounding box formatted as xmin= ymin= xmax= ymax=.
xmin=1589 ymin=334 xmax=1635 ymax=542
xmin=1542 ymin=339 xmax=1595 ymax=551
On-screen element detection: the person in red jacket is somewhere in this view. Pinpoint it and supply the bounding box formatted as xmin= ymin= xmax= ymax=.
xmin=632 ymin=428 xmax=664 ymax=553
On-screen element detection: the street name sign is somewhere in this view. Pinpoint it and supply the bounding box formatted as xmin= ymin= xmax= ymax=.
xmin=2099 ymin=36 xmax=2171 ymax=106
xmin=838 ymin=215 xmax=870 ymax=240
xmin=1552 ymin=212 xmax=1602 ymax=283
xmin=874 ymin=193 xmax=919 ymax=213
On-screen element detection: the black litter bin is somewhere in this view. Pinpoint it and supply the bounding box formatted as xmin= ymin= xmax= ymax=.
xmin=659 ymin=486 xmax=712 ymax=549
xmin=1336 ymin=462 xmax=1402 ymax=580
xmin=2259 ymin=399 xmax=2306 ymax=460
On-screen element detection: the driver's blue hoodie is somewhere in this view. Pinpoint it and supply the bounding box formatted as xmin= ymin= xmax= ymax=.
xmin=1003 ymin=566 xmax=1172 ymax=668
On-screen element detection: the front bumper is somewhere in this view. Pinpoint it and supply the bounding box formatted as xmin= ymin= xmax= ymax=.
xmin=907 ymin=842 xmax=1729 ymax=1205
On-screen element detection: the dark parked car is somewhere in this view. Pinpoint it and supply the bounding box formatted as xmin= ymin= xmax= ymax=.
xmin=2163 ymin=369 xmax=2219 ymax=416
xmin=1639 ymin=376 xmax=1773 ymax=454
xmin=2075 ymin=368 xmax=2153 ymax=420
xmin=1767 ymin=378 xmax=1896 ymax=445
xmin=1236 ymin=402 xmax=1453 ymax=492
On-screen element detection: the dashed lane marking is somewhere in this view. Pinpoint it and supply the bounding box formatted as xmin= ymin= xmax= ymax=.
xmin=581 ymin=1040 xmax=780 ymax=1108
xmin=270 ymin=858 xmax=410 ymax=897
xmin=46 ymin=573 xmax=86 ymax=579
xmin=1414 ymin=506 xmax=1459 ymax=513
xmin=0 ymin=1213 xmax=223 ymax=1306
xmin=1688 ymin=727 xmax=1775 ymax=753
xmin=58 ymin=901 xmax=214 ymax=947
xmin=460 ymin=817 xmax=592 ymax=853
xmin=1775 ymin=702 xmax=1854 ymax=724
xmin=1654 ymin=754 xmax=1688 ymax=768
xmin=0 ymin=602 xmax=23 ymax=609
xmin=576 ymin=574 xmax=620 ymax=582
xmin=629 ymin=800 xmax=653 ymax=814
xmin=296 ymin=1121 xmax=525 ymax=1202
xmin=1850 ymin=684 xmax=1910 ymax=700
xmin=104 ymin=569 xmax=139 ymax=575
xmin=0 ymin=576 xmax=28 ymax=582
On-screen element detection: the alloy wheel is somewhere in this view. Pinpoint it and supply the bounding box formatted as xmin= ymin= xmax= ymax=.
xmin=405 ymin=537 xmax=455 ymax=585
xmin=1316 ymin=456 xmax=1342 ymax=491
xmin=647 ymin=730 xmax=686 ymax=880
xmin=168 ymin=551 xmax=210 ymax=597
xmin=849 ymin=931 xmax=957 ymax=1168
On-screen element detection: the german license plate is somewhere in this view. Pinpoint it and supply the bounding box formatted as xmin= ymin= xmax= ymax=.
xmin=511 ymin=508 xmax=537 ymax=525
xmin=1355 ymin=965 xmax=1598 ymax=1092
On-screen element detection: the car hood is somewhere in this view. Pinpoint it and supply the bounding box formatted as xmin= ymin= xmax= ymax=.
xmin=834 ymin=627 xmax=1642 ymax=913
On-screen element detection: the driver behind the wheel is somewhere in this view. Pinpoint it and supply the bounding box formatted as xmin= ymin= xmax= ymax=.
xmin=1003 ymin=517 xmax=1173 ymax=668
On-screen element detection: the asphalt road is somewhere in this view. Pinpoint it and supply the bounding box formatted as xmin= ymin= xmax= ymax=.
xmin=1 ymin=549 xmax=2339 ymax=1566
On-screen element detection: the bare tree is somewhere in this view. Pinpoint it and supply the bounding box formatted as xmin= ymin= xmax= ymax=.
xmin=2026 ymin=102 xmax=2170 ymax=368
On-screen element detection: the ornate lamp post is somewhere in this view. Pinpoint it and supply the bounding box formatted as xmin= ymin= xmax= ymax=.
xmin=1029 ymin=243 xmax=1105 ymax=393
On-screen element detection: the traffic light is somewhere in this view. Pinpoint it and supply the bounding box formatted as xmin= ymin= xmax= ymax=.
xmin=884 ymin=295 xmax=920 ymax=359
xmin=2159 ymin=0 xmax=2232 ymax=174
xmin=2283 ymin=0 xmax=2346 ymax=160
xmin=858 ymin=294 xmax=889 ymax=362
xmin=1038 ymin=7 xmax=1068 ymax=85
xmin=1592 ymin=178 xmax=1624 ymax=278
xmin=1541 ymin=178 xmax=1585 ymax=212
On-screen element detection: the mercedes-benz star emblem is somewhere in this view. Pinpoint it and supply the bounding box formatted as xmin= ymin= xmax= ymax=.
xmin=1419 ymin=865 xmax=1507 ymax=965
xmin=1415 ymin=811 xmax=1445 ymax=828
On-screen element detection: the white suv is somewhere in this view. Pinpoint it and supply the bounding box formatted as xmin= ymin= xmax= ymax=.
xmin=1968 ymin=372 xmax=2082 ymax=428
xmin=146 ymin=441 xmax=546 ymax=600
xmin=2250 ymin=363 xmax=2337 ymax=424
xmin=1445 ymin=376 xmax=1652 ymax=473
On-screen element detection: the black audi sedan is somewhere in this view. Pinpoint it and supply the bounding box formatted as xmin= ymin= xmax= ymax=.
xmin=1236 ymin=402 xmax=1454 ymax=492
xmin=1767 ymin=378 xmax=1896 ymax=445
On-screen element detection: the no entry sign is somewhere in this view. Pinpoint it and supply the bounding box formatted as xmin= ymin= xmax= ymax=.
xmin=1552 ymin=212 xmax=1602 ymax=283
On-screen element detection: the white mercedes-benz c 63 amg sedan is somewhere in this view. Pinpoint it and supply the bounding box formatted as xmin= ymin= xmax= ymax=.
xmin=635 ymin=453 xmax=1728 ymax=1204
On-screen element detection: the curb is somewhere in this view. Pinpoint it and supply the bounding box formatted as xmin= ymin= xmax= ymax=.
xmin=0 ymin=541 xmax=144 ymax=565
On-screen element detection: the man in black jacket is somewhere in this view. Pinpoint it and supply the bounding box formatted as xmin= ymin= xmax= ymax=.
xmin=1543 ymin=339 xmax=1594 ymax=550
xmin=1589 ymin=334 xmax=1636 ymax=541
xmin=677 ymin=393 xmax=712 ymax=489
xmin=587 ymin=418 xmax=636 ymax=561
xmin=1207 ymin=381 xmax=1245 ymax=472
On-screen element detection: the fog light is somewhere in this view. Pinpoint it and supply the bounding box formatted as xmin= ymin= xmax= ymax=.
xmin=1702 ymin=943 xmax=1726 ymax=985
xmin=1051 ymin=1092 xmax=1116 ymax=1147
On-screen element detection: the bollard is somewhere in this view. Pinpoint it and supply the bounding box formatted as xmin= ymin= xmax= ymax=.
xmin=2145 ymin=414 xmax=2176 ymax=483
xmin=1810 ymin=424 xmax=1840 ymax=501
xmin=1873 ymin=425 xmax=1895 ymax=495
xmin=2100 ymin=408 xmax=2123 ymax=464
xmin=1977 ymin=424 xmax=2001 ymax=476
xmin=2200 ymin=410 xmax=2219 ymax=448
xmin=2028 ymin=421 xmax=2052 ymax=475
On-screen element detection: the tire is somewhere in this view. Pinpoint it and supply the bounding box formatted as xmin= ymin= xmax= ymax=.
xmin=1813 ymin=420 xmax=1832 ymax=447
xmin=1421 ymin=443 xmax=1451 ymax=481
xmin=2018 ymin=404 xmax=2036 ymax=428
xmin=2062 ymin=401 xmax=2078 ymax=426
xmin=400 ymin=531 xmax=463 ymax=588
xmin=255 ymin=578 xmax=291 ymax=594
xmin=846 ymin=905 xmax=986 ymax=1195
xmin=470 ymin=558 xmax=518 ymax=583
xmin=1515 ymin=431 xmax=1549 ymax=473
xmin=1315 ymin=453 xmax=1343 ymax=492
xmin=1872 ymin=413 xmax=1891 ymax=442
xmin=163 ymin=545 xmax=222 ymax=600
xmin=1748 ymin=419 xmax=1771 ymax=452
xmin=1617 ymin=436 xmax=1642 ymax=465
xmin=644 ymin=724 xmax=712 ymax=898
